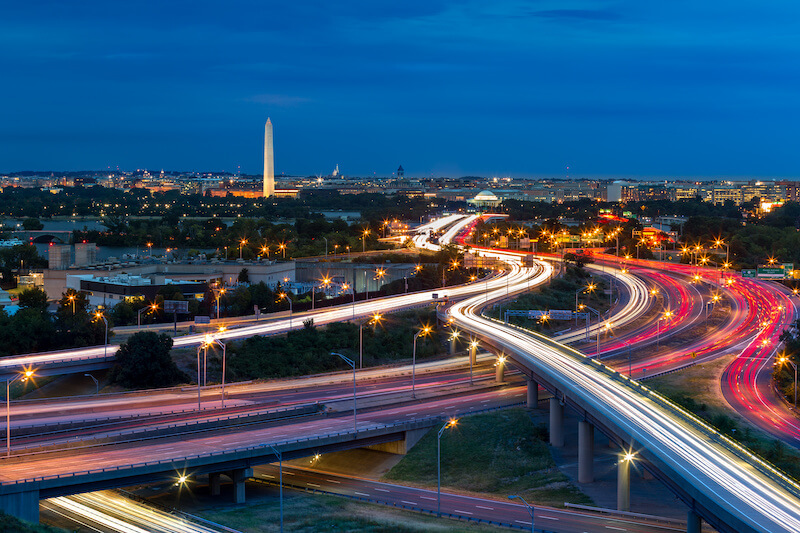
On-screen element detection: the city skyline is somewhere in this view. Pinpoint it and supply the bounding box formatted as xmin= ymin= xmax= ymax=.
xmin=2 ymin=1 xmax=800 ymax=178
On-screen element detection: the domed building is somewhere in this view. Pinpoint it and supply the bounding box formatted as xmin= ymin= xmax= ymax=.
xmin=467 ymin=189 xmax=502 ymax=209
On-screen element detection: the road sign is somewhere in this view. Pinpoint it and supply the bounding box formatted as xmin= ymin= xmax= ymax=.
xmin=164 ymin=300 xmax=189 ymax=314
xmin=757 ymin=267 xmax=785 ymax=279
xmin=742 ymin=269 xmax=756 ymax=278
xmin=548 ymin=310 xmax=573 ymax=320
xmin=194 ymin=315 xmax=211 ymax=324
xmin=527 ymin=310 xmax=547 ymax=319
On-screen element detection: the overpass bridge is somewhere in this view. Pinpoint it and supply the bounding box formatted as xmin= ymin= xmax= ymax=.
xmin=0 ymin=416 xmax=436 ymax=522
xmin=10 ymin=230 xmax=72 ymax=244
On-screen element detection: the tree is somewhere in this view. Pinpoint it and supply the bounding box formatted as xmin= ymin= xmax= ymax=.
xmin=17 ymin=287 xmax=48 ymax=311
xmin=238 ymin=268 xmax=250 ymax=283
xmin=21 ymin=218 xmax=44 ymax=230
xmin=110 ymin=331 xmax=188 ymax=388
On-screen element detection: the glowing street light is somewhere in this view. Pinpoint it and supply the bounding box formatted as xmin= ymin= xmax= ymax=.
xmin=358 ymin=313 xmax=382 ymax=369
xmin=6 ymin=369 xmax=34 ymax=456
xmin=412 ymin=326 xmax=432 ymax=398
xmin=437 ymin=418 xmax=458 ymax=517
xmin=279 ymin=292 xmax=292 ymax=328
xmin=137 ymin=302 xmax=159 ymax=330
xmin=239 ymin=238 xmax=247 ymax=259
xmin=94 ymin=311 xmax=109 ymax=358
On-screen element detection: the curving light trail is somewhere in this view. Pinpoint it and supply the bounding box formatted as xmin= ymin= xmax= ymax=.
xmin=448 ymin=257 xmax=800 ymax=533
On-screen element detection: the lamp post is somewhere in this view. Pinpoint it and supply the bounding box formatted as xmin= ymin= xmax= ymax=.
xmin=508 ymin=495 xmax=534 ymax=533
xmin=196 ymin=341 xmax=205 ymax=409
xmin=203 ymin=334 xmax=228 ymax=407
xmin=137 ymin=303 xmax=158 ymax=330
xmin=279 ymin=292 xmax=292 ymax=329
xmin=437 ymin=418 xmax=458 ymax=517
xmin=331 ymin=353 xmax=357 ymax=434
xmin=94 ymin=311 xmax=108 ymax=359
xmin=362 ymin=229 xmax=370 ymax=253
xmin=657 ymin=310 xmax=674 ymax=347
xmin=359 ymin=313 xmax=382 ymax=369
xmin=322 ymin=236 xmax=328 ymax=257
xmin=269 ymin=445 xmax=284 ymax=533
xmin=412 ymin=326 xmax=432 ymax=398
xmin=68 ymin=293 xmax=76 ymax=314
xmin=778 ymin=356 xmax=798 ymax=408
xmin=239 ymin=238 xmax=247 ymax=260
xmin=84 ymin=373 xmax=99 ymax=395
xmin=279 ymin=242 xmax=286 ymax=259
xmin=6 ymin=370 xmax=34 ymax=456
xmin=213 ymin=286 xmax=226 ymax=320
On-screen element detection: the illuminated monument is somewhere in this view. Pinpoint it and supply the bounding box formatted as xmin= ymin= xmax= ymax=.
xmin=263 ymin=118 xmax=274 ymax=197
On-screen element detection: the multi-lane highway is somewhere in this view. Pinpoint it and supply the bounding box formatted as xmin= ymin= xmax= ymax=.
xmin=449 ymin=257 xmax=800 ymax=532
xmin=253 ymin=464 xmax=687 ymax=533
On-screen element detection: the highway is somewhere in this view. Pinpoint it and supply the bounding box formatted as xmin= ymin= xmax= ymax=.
xmin=42 ymin=490 xmax=231 ymax=533
xmin=449 ymin=257 xmax=800 ymax=532
xmin=254 ymin=464 xmax=687 ymax=533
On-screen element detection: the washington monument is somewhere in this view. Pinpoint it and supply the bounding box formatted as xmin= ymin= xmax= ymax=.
xmin=263 ymin=118 xmax=274 ymax=197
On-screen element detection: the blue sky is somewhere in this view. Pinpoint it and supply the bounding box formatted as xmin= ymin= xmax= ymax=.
xmin=2 ymin=1 xmax=799 ymax=178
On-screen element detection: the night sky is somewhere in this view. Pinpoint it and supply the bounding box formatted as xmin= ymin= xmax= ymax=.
xmin=2 ymin=1 xmax=799 ymax=178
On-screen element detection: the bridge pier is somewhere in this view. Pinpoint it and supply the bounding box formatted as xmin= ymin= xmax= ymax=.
xmin=549 ymin=397 xmax=564 ymax=447
xmin=449 ymin=336 xmax=457 ymax=355
xmin=687 ymin=509 xmax=702 ymax=533
xmin=232 ymin=468 xmax=253 ymax=504
xmin=209 ymin=472 xmax=221 ymax=496
xmin=469 ymin=343 xmax=477 ymax=367
xmin=617 ymin=456 xmax=630 ymax=512
xmin=495 ymin=358 xmax=505 ymax=382
xmin=0 ymin=489 xmax=39 ymax=524
xmin=578 ymin=420 xmax=594 ymax=483
xmin=526 ymin=378 xmax=539 ymax=409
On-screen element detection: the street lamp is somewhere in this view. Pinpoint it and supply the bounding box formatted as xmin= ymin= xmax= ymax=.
xmin=212 ymin=286 xmax=226 ymax=320
xmin=67 ymin=293 xmax=76 ymax=314
xmin=239 ymin=238 xmax=247 ymax=259
xmin=279 ymin=242 xmax=287 ymax=259
xmin=777 ymin=355 xmax=798 ymax=408
xmin=412 ymin=326 xmax=432 ymax=398
xmin=359 ymin=313 xmax=382 ymax=369
xmin=137 ymin=302 xmax=158 ymax=330
xmin=508 ymin=495 xmax=534 ymax=533
xmin=94 ymin=311 xmax=108 ymax=358
xmin=341 ymin=282 xmax=355 ymax=319
xmin=269 ymin=444 xmax=284 ymax=533
xmin=469 ymin=340 xmax=479 ymax=385
xmin=361 ymin=229 xmax=370 ymax=253
xmin=279 ymin=292 xmax=292 ymax=329
xmin=437 ymin=418 xmax=458 ymax=517
xmin=657 ymin=309 xmax=674 ymax=347
xmin=6 ymin=369 xmax=34 ymax=456
xmin=201 ymin=333 xmax=228 ymax=407
xmin=331 ymin=352 xmax=357 ymax=434
xmin=84 ymin=373 xmax=99 ymax=395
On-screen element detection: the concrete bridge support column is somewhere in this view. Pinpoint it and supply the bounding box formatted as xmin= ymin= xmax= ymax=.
xmin=578 ymin=420 xmax=594 ymax=483
xmin=0 ymin=489 xmax=39 ymax=524
xmin=209 ymin=472 xmax=221 ymax=496
xmin=232 ymin=468 xmax=253 ymax=504
xmin=469 ymin=343 xmax=477 ymax=367
xmin=449 ymin=336 xmax=457 ymax=355
xmin=495 ymin=359 xmax=505 ymax=382
xmin=526 ymin=378 xmax=539 ymax=409
xmin=549 ymin=398 xmax=564 ymax=447
xmin=617 ymin=457 xmax=631 ymax=512
xmin=687 ymin=510 xmax=702 ymax=533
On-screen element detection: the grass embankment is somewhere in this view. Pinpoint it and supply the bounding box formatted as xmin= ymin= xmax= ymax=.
xmin=1 ymin=511 xmax=62 ymax=532
xmin=647 ymin=355 xmax=800 ymax=480
xmin=199 ymin=493 xmax=505 ymax=532
xmin=487 ymin=265 xmax=610 ymax=333
xmin=383 ymin=408 xmax=591 ymax=507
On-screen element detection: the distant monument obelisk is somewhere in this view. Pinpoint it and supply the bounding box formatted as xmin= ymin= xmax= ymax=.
xmin=263 ymin=118 xmax=275 ymax=197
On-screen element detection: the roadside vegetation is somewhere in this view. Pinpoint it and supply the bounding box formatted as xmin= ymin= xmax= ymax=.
xmin=383 ymin=408 xmax=592 ymax=507
xmin=0 ymin=511 xmax=62 ymax=532
xmin=225 ymin=309 xmax=446 ymax=381
xmin=197 ymin=492 xmax=506 ymax=532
